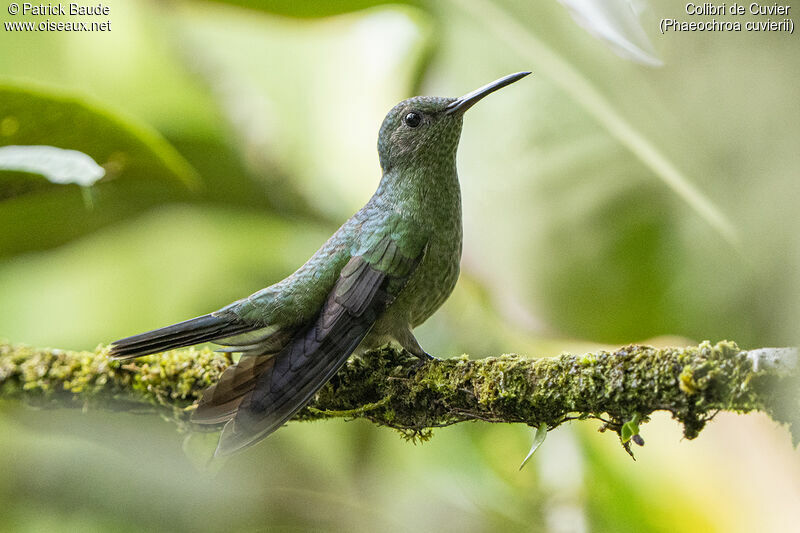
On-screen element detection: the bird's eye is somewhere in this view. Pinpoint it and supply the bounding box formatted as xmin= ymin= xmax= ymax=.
xmin=404 ymin=112 xmax=422 ymax=128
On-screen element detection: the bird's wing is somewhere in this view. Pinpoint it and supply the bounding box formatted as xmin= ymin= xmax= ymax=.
xmin=194 ymin=232 xmax=425 ymax=455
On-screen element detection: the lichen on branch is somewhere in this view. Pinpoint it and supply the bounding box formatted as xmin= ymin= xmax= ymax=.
xmin=0 ymin=341 xmax=797 ymax=446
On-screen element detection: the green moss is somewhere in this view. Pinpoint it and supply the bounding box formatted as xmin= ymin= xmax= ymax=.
xmin=0 ymin=343 xmax=230 ymax=421
xmin=1 ymin=340 xmax=797 ymax=449
xmin=679 ymin=366 xmax=697 ymax=395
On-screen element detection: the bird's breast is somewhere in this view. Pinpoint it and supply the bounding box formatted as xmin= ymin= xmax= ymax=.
xmin=392 ymin=199 xmax=462 ymax=328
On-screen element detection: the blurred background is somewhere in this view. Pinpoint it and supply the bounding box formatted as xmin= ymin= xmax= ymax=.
xmin=1 ymin=0 xmax=798 ymax=531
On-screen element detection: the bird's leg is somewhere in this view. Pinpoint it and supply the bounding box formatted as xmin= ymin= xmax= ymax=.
xmin=396 ymin=328 xmax=436 ymax=362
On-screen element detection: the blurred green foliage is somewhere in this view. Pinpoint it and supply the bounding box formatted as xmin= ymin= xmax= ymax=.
xmin=0 ymin=85 xmax=195 ymax=257
xmin=1 ymin=0 xmax=798 ymax=531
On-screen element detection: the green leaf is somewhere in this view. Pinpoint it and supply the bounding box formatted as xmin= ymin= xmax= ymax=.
xmin=518 ymin=423 xmax=548 ymax=470
xmin=620 ymin=413 xmax=641 ymax=443
xmin=0 ymin=83 xmax=197 ymax=258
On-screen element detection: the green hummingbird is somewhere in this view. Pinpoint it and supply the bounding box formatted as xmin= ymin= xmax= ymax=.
xmin=109 ymin=72 xmax=531 ymax=455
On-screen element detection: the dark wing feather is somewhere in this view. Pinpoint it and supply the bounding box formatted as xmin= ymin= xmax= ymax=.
xmin=191 ymin=328 xmax=295 ymax=424
xmin=204 ymin=235 xmax=423 ymax=455
xmin=190 ymin=357 xmax=276 ymax=424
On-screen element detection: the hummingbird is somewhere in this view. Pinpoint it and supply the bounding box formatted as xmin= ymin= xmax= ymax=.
xmin=109 ymin=72 xmax=531 ymax=455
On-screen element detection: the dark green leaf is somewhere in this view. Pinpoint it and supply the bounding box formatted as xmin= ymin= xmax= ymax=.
xmin=0 ymin=83 xmax=197 ymax=258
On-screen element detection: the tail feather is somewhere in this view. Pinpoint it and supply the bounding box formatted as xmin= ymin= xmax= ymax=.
xmin=108 ymin=313 xmax=254 ymax=360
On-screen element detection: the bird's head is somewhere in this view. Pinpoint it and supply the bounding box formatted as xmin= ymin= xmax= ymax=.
xmin=377 ymin=72 xmax=530 ymax=173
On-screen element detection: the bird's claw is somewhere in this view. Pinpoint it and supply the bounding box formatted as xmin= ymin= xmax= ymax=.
xmin=411 ymin=351 xmax=436 ymax=368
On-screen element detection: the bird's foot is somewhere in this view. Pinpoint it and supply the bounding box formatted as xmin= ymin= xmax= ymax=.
xmin=411 ymin=350 xmax=437 ymax=369
xmin=414 ymin=350 xmax=435 ymax=361
xmin=395 ymin=329 xmax=437 ymax=366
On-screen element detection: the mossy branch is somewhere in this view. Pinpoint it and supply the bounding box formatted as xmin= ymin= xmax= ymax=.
xmin=1 ymin=341 xmax=798 ymax=447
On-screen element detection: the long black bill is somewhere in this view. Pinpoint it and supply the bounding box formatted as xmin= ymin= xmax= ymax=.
xmin=444 ymin=71 xmax=531 ymax=115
